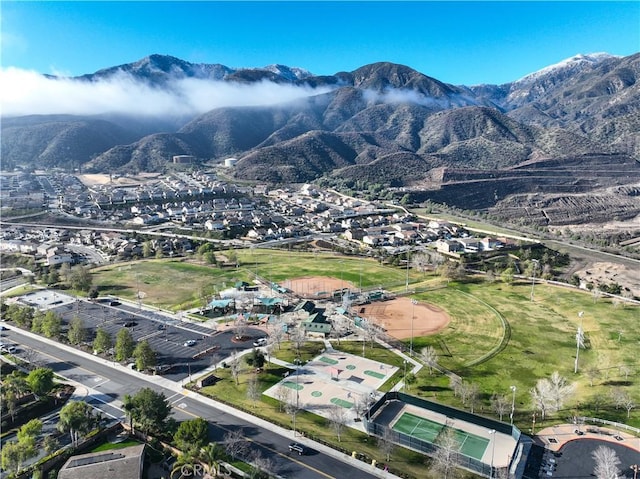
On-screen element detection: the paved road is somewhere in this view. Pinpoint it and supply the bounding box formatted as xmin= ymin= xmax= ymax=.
xmin=4 ymin=327 xmax=388 ymax=479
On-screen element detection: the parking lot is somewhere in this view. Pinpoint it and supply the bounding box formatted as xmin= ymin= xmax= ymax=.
xmin=15 ymin=290 xmax=266 ymax=381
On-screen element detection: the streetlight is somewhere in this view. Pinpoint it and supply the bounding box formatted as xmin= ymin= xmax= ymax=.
xmin=403 ymin=360 xmax=407 ymax=392
xmin=631 ymin=464 xmax=639 ymax=479
xmin=488 ymin=429 xmax=496 ymax=478
xmin=575 ymin=311 xmax=585 ymax=374
xmin=510 ymin=385 xmax=517 ymax=425
xmin=405 ymin=251 xmax=410 ymax=293
xmin=410 ymin=299 xmax=418 ymax=356
xmin=530 ymin=259 xmax=539 ymax=302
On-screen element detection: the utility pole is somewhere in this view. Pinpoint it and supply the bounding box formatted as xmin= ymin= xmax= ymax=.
xmin=510 ymin=385 xmax=517 ymax=425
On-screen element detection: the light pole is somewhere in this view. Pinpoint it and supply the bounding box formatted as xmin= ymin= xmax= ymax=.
xmin=488 ymin=429 xmax=496 ymax=478
xmin=575 ymin=311 xmax=585 ymax=374
xmin=405 ymin=251 xmax=410 ymax=293
xmin=403 ymin=360 xmax=407 ymax=392
xmin=510 ymin=385 xmax=517 ymax=425
xmin=631 ymin=464 xmax=639 ymax=479
xmin=530 ymin=259 xmax=539 ymax=301
xmin=410 ymin=299 xmax=417 ymax=356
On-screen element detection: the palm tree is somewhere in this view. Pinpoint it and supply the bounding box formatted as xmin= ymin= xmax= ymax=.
xmin=171 ymin=451 xmax=196 ymax=479
xmin=199 ymin=443 xmax=225 ymax=478
xmin=122 ymin=394 xmax=136 ymax=434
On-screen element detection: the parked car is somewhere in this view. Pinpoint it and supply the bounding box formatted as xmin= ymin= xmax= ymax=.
xmin=183 ymin=339 xmax=196 ymax=347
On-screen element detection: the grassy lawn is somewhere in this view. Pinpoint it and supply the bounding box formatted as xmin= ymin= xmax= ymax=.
xmin=404 ymin=280 xmax=640 ymax=429
xmin=91 ymin=439 xmax=142 ymax=452
xmin=90 ymin=252 xmax=639 ymax=450
xmin=91 ymin=259 xmax=255 ymax=311
xmin=236 ymin=249 xmax=419 ymax=290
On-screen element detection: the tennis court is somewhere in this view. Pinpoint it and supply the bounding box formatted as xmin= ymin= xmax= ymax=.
xmin=392 ymin=411 xmax=489 ymax=460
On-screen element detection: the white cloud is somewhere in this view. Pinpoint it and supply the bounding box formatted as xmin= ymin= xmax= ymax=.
xmin=0 ymin=67 xmax=333 ymax=117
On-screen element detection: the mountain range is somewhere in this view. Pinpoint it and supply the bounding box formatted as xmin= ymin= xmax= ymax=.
xmin=2 ymin=52 xmax=639 ymax=227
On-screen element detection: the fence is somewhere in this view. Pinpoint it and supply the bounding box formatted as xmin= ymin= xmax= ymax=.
xmin=579 ymin=416 xmax=640 ymax=435
xmin=364 ymin=391 xmax=530 ymax=479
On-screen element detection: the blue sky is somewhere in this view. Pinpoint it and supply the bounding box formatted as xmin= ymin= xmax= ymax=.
xmin=2 ymin=1 xmax=639 ymax=85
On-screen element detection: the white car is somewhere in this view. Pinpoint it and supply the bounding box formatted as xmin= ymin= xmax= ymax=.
xmin=253 ymin=338 xmax=268 ymax=347
xmin=183 ymin=339 xmax=196 ymax=347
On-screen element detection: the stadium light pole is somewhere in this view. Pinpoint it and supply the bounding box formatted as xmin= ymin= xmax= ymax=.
xmin=489 ymin=429 xmax=496 ymax=478
xmin=510 ymin=385 xmax=517 ymax=425
xmin=410 ymin=299 xmax=418 ymax=356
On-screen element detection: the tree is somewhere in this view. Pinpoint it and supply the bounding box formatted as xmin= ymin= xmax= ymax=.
xmin=491 ymin=394 xmax=509 ymax=422
xmin=274 ymin=384 xmax=292 ymax=412
xmin=229 ymin=357 xmax=242 ymax=386
xmin=246 ymin=375 xmax=261 ymax=408
xmin=591 ymin=445 xmax=621 ymax=479
xmin=612 ymin=390 xmax=636 ymax=418
xmin=420 ymin=346 xmax=438 ymax=375
xmin=133 ymin=340 xmax=157 ymax=371
xmin=404 ymin=372 xmax=417 ymax=392
xmin=1 ymin=441 xmax=23 ymax=475
xmin=43 ymin=435 xmax=60 ymax=455
xmin=67 ymin=315 xmax=87 ymax=345
xmin=115 ymin=328 xmax=135 ymax=362
xmin=198 ymin=443 xmax=225 ymax=478
xmin=233 ymin=314 xmax=249 ymax=341
xmin=248 ymin=451 xmax=275 ymax=479
xmin=2 ymin=371 xmax=28 ymax=421
xmin=289 ymin=326 xmax=306 ymax=357
xmin=531 ymin=371 xmax=575 ymax=420
xmin=93 ymin=327 xmax=112 ymax=354
xmin=328 ymin=404 xmax=347 ymax=442
xmin=69 ymin=265 xmax=93 ymax=292
xmin=585 ymin=367 xmax=600 ymax=387
xmin=58 ymin=400 xmax=97 ymax=447
xmin=429 ymin=427 xmax=461 ymax=479
xmin=530 ymin=378 xmax=552 ymax=420
xmin=41 ymin=310 xmax=61 ymax=339
xmin=245 ymin=348 xmax=265 ymax=369
xmin=174 ymin=418 xmax=209 ymax=453
xmin=224 ymin=429 xmax=249 ymax=460
xmin=124 ymin=387 xmax=172 ymax=436
xmin=17 ymin=419 xmax=43 ymax=443
xmin=377 ymin=426 xmax=397 ymax=462
xmin=26 ymin=367 xmax=54 ymax=399
xmin=500 ymin=266 xmax=515 ymax=285
xmin=548 ymin=371 xmax=575 ymax=413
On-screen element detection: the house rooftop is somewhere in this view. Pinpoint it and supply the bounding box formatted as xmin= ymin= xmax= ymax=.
xmin=57 ymin=443 xmax=145 ymax=479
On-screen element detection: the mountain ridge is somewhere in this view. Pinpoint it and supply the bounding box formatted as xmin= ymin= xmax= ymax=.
xmin=2 ymin=52 xmax=639 ymax=227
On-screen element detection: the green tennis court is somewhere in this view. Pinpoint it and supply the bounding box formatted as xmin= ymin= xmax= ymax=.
xmin=446 ymin=427 xmax=489 ymax=460
xmin=392 ymin=412 xmax=444 ymax=442
xmin=393 ymin=412 xmax=489 ymax=460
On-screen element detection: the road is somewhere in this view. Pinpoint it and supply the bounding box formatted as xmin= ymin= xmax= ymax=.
xmin=3 ymin=327 xmax=385 ymax=479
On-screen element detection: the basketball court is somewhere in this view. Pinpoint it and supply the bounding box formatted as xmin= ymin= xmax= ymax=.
xmin=264 ymin=349 xmax=398 ymax=426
